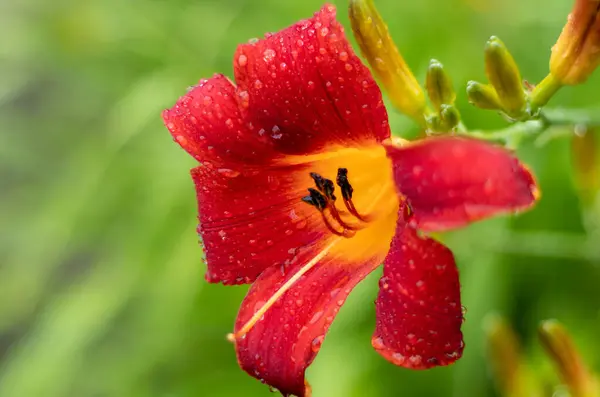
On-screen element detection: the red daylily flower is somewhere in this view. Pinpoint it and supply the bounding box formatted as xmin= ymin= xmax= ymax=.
xmin=162 ymin=4 xmax=538 ymax=396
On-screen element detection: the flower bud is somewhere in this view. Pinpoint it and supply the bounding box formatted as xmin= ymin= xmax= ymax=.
xmin=484 ymin=36 xmax=527 ymax=118
xmin=426 ymin=59 xmax=456 ymax=111
xmin=571 ymin=127 xmax=600 ymax=206
xmin=349 ymin=0 xmax=426 ymax=123
xmin=440 ymin=104 xmax=460 ymax=131
xmin=538 ymin=320 xmax=599 ymax=397
xmin=550 ymin=0 xmax=600 ymax=85
xmin=466 ymin=80 xmax=503 ymax=110
xmin=484 ymin=315 xmax=543 ymax=397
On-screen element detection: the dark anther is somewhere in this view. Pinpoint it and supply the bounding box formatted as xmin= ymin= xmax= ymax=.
xmin=336 ymin=168 xmax=353 ymax=200
xmin=310 ymin=172 xmax=325 ymax=192
xmin=322 ymin=179 xmax=336 ymax=201
xmin=302 ymin=188 xmax=327 ymax=211
xmin=311 ymin=172 xmax=336 ymax=201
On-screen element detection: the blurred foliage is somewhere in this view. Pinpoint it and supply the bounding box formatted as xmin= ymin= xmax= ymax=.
xmin=1 ymin=0 xmax=600 ymax=396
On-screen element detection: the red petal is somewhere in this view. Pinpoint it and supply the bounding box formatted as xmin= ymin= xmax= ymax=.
xmin=385 ymin=137 xmax=539 ymax=232
xmin=163 ymin=74 xmax=277 ymax=165
xmin=233 ymin=246 xmax=381 ymax=396
xmin=372 ymin=204 xmax=464 ymax=368
xmin=192 ymin=165 xmax=325 ymax=285
xmin=233 ymin=4 xmax=390 ymax=155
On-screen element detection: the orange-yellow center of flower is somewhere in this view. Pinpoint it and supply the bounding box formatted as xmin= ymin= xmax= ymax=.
xmin=228 ymin=142 xmax=400 ymax=342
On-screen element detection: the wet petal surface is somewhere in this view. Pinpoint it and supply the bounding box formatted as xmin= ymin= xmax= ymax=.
xmin=233 ymin=241 xmax=382 ymax=396
xmin=385 ymin=137 xmax=538 ymax=232
xmin=372 ymin=204 xmax=464 ymax=368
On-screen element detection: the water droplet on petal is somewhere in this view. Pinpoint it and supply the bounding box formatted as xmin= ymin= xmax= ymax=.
xmin=372 ymin=336 xmax=385 ymax=349
xmin=311 ymin=335 xmax=324 ymax=352
xmin=238 ymin=54 xmax=248 ymax=67
xmin=295 ymin=219 xmax=307 ymax=229
xmin=271 ymin=125 xmax=283 ymax=139
xmin=238 ymin=90 xmax=249 ymax=108
xmin=217 ymin=168 xmax=240 ymax=178
xmin=309 ymin=311 xmax=323 ymax=324
xmin=263 ymin=49 xmax=276 ymax=62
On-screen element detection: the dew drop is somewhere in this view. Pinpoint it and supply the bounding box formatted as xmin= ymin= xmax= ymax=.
xmin=271 ymin=125 xmax=283 ymax=139
xmin=263 ymin=48 xmax=276 ymax=62
xmin=203 ymin=96 xmax=212 ymax=106
xmin=309 ymin=311 xmax=323 ymax=324
xmin=372 ymin=336 xmax=385 ymax=349
xmin=238 ymin=90 xmax=249 ymax=108
xmin=295 ymin=219 xmax=307 ymax=230
xmin=345 ymin=63 xmax=353 ymax=71
xmin=392 ymin=352 xmax=405 ymax=364
xmin=225 ymin=118 xmax=234 ymax=129
xmin=320 ymin=27 xmax=329 ymax=37
xmin=311 ymin=335 xmax=324 ymax=352
xmin=339 ymin=51 xmax=349 ymax=62
xmin=217 ymin=168 xmax=240 ymax=178
xmin=253 ymin=300 xmax=266 ymax=313
xmin=238 ymin=54 xmax=248 ymax=67
xmin=254 ymin=79 xmax=263 ymax=89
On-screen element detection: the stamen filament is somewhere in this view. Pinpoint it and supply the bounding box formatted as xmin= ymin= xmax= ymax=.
xmin=327 ymin=203 xmax=364 ymax=231
xmin=227 ymin=181 xmax=394 ymax=342
xmin=322 ymin=209 xmax=356 ymax=238
xmin=343 ymin=198 xmax=372 ymax=222
xmin=227 ymin=239 xmax=340 ymax=342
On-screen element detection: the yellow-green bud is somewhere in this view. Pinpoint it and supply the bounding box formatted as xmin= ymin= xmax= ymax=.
xmin=539 ymin=320 xmax=600 ymax=397
xmin=349 ymin=0 xmax=426 ymax=123
xmin=466 ymin=81 xmax=502 ymax=110
xmin=484 ymin=36 xmax=526 ymax=118
xmin=426 ymin=59 xmax=456 ymax=111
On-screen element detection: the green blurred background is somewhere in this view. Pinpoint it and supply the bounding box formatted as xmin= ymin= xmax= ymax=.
xmin=1 ymin=0 xmax=599 ymax=396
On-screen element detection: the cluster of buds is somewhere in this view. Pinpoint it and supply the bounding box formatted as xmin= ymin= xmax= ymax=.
xmin=349 ymin=0 xmax=600 ymax=129
xmin=468 ymin=37 xmax=529 ymax=121
xmin=349 ymin=0 xmax=460 ymax=133
xmin=485 ymin=316 xmax=600 ymax=397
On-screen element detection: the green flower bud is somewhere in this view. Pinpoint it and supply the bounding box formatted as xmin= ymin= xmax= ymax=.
xmin=426 ymin=59 xmax=456 ymax=111
xmin=484 ymin=36 xmax=526 ymax=118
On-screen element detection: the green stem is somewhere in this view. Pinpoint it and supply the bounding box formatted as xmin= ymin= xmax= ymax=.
xmin=542 ymin=108 xmax=600 ymax=126
xmin=460 ymin=119 xmax=546 ymax=148
xmin=530 ymin=74 xmax=563 ymax=110
xmin=460 ymin=107 xmax=600 ymax=148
